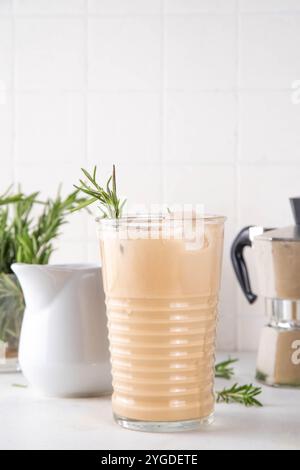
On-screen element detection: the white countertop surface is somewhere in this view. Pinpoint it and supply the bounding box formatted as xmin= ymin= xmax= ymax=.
xmin=0 ymin=352 xmax=299 ymax=450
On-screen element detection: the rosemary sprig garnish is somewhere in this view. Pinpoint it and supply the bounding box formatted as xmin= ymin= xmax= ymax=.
xmin=73 ymin=165 xmax=126 ymax=219
xmin=216 ymin=383 xmax=263 ymax=407
xmin=215 ymin=358 xmax=238 ymax=380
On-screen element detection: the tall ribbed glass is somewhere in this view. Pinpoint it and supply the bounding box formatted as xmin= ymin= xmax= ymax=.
xmin=98 ymin=215 xmax=225 ymax=432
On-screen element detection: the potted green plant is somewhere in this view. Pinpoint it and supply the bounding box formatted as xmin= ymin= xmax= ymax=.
xmin=0 ymin=186 xmax=85 ymax=372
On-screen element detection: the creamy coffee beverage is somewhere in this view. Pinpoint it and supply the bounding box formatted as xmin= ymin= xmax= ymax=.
xmin=99 ymin=216 xmax=225 ymax=427
xmin=256 ymin=327 xmax=300 ymax=387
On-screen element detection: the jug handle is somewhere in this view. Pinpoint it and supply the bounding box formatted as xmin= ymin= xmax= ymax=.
xmin=231 ymin=226 xmax=258 ymax=305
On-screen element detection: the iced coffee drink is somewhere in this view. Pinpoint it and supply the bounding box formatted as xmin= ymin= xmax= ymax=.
xmin=98 ymin=214 xmax=225 ymax=432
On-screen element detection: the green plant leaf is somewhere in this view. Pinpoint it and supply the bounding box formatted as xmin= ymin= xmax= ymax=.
xmin=216 ymin=383 xmax=263 ymax=407
xmin=73 ymin=165 xmax=126 ymax=219
xmin=215 ymin=358 xmax=238 ymax=380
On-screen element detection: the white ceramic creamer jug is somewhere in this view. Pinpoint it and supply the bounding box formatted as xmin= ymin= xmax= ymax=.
xmin=12 ymin=263 xmax=112 ymax=397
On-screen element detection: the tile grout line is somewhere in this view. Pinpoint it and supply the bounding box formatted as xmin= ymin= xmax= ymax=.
xmin=159 ymin=0 xmax=165 ymax=205
xmin=11 ymin=0 xmax=16 ymax=185
xmin=83 ymin=0 xmax=89 ymax=262
xmin=234 ymin=0 xmax=241 ymax=352
xmin=11 ymin=87 xmax=297 ymax=94
xmin=84 ymin=0 xmax=89 ymax=169
xmin=9 ymin=11 xmax=300 ymax=19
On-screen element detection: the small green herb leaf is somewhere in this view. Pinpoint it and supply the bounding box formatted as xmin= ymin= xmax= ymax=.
xmin=216 ymin=383 xmax=263 ymax=407
xmin=0 ymin=187 xmax=88 ymax=346
xmin=73 ymin=165 xmax=126 ymax=219
xmin=215 ymin=358 xmax=238 ymax=380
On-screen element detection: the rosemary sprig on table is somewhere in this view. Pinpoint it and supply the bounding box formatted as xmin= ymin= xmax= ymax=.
xmin=73 ymin=166 xmax=126 ymax=219
xmin=215 ymin=358 xmax=263 ymax=407
xmin=216 ymin=383 xmax=263 ymax=407
xmin=215 ymin=358 xmax=238 ymax=380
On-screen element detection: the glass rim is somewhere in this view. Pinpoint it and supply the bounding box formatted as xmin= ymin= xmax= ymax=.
xmin=96 ymin=213 xmax=226 ymax=225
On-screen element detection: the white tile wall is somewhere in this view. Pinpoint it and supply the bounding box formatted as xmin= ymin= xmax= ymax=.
xmin=239 ymin=91 xmax=300 ymax=163
xmin=238 ymin=164 xmax=300 ymax=228
xmin=239 ymin=0 xmax=300 ymax=13
xmin=239 ymin=13 xmax=300 ymax=89
xmin=14 ymin=0 xmax=86 ymax=15
xmin=164 ymin=15 xmax=236 ymax=90
xmin=163 ymin=164 xmax=236 ymax=218
xmin=88 ymin=92 xmax=161 ymax=164
xmin=0 ymin=18 xmax=12 ymax=89
xmin=164 ymin=0 xmax=237 ymax=14
xmin=14 ymin=162 xmax=84 ymax=199
xmin=164 ymin=91 xmax=236 ymax=163
xmin=0 ymin=0 xmax=12 ymax=15
xmin=1 ymin=0 xmax=300 ymax=351
xmin=88 ymin=0 xmax=162 ymax=16
xmin=88 ymin=18 xmax=161 ymax=90
xmin=15 ymin=92 xmax=85 ymax=164
xmin=0 ymin=92 xmax=12 ymax=163
xmin=15 ymin=18 xmax=85 ymax=90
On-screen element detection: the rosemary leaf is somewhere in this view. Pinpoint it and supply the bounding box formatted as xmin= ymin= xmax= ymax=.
xmin=0 ymin=186 xmax=87 ymax=346
xmin=216 ymin=383 xmax=263 ymax=407
xmin=215 ymin=358 xmax=238 ymax=380
xmin=73 ymin=165 xmax=126 ymax=219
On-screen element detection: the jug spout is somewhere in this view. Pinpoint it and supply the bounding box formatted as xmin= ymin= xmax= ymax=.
xmin=11 ymin=263 xmax=67 ymax=311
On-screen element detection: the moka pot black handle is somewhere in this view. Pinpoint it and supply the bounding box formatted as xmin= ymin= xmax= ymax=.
xmin=231 ymin=226 xmax=258 ymax=305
